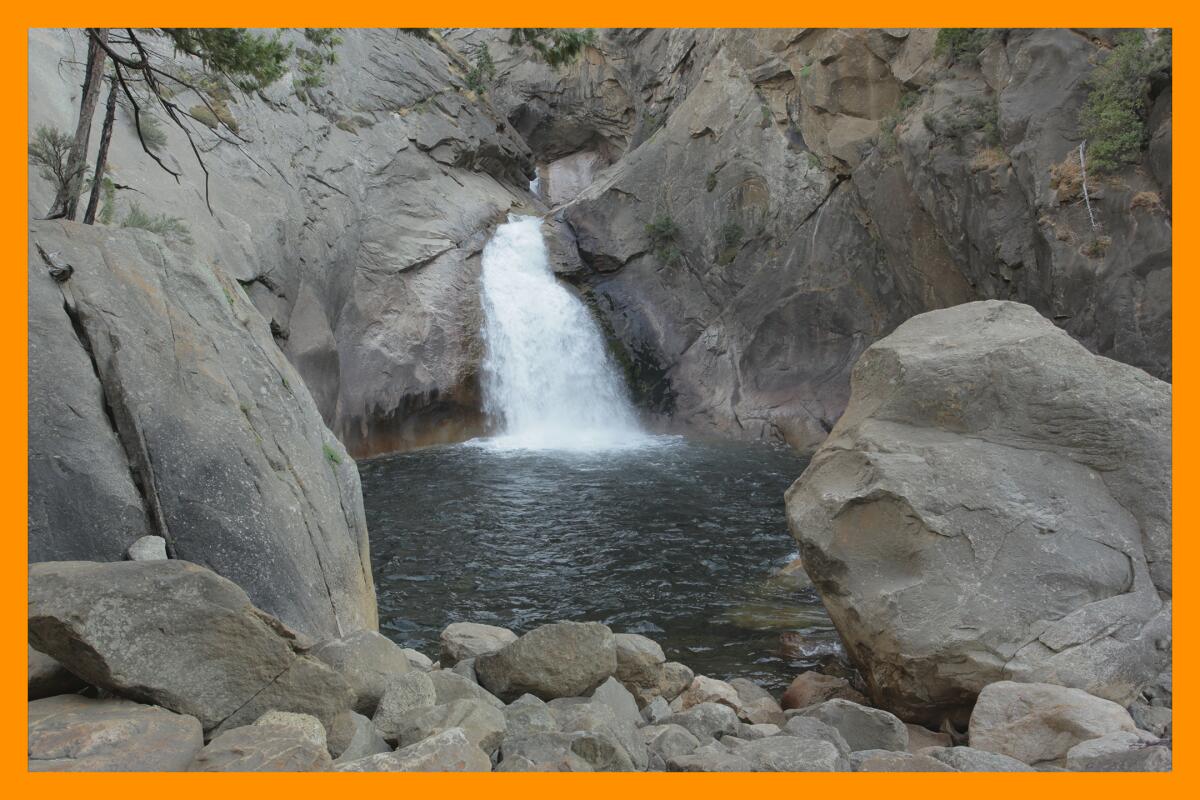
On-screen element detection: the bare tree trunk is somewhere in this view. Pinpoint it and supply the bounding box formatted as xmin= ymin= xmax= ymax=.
xmin=49 ymin=28 xmax=108 ymax=220
xmin=83 ymin=76 xmax=118 ymax=225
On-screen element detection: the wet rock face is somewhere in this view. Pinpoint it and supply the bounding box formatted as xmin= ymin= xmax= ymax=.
xmin=468 ymin=28 xmax=1171 ymax=450
xmin=27 ymin=222 xmax=376 ymax=639
xmin=785 ymin=301 xmax=1171 ymax=726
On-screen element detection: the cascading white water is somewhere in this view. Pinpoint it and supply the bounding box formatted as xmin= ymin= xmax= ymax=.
xmin=479 ymin=215 xmax=645 ymax=450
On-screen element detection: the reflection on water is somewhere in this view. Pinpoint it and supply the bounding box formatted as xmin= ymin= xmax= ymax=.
xmin=360 ymin=435 xmax=843 ymax=690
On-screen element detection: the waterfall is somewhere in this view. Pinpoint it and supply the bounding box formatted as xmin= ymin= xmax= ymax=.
xmin=478 ymin=215 xmax=645 ymax=450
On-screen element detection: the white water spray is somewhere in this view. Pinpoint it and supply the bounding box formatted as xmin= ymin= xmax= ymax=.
xmin=478 ymin=215 xmax=645 ymax=450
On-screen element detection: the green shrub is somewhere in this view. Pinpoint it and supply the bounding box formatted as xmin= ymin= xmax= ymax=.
xmin=121 ymin=203 xmax=193 ymax=244
xmin=466 ymin=44 xmax=497 ymax=93
xmin=28 ymin=125 xmax=73 ymax=197
xmin=935 ymin=29 xmax=993 ymax=66
xmin=1079 ymin=31 xmax=1170 ymax=174
xmin=323 ymin=442 xmax=343 ymax=465
xmin=645 ymin=214 xmax=681 ymax=265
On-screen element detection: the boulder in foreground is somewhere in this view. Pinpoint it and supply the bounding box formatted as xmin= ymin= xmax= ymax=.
xmin=476 ymin=621 xmax=617 ymax=701
xmin=787 ymin=301 xmax=1171 ymax=725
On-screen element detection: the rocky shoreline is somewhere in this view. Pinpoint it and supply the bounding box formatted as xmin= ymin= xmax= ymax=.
xmin=28 ymin=560 xmax=1170 ymax=772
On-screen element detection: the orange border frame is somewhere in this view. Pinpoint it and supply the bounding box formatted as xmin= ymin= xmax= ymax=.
xmin=3 ymin=6 xmax=1188 ymax=797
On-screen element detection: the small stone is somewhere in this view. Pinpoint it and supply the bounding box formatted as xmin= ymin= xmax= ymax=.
xmin=905 ymin=722 xmax=952 ymax=752
xmin=729 ymin=678 xmax=786 ymax=724
xmin=657 ymin=661 xmax=694 ymax=702
xmin=1128 ymin=700 xmax=1172 ymax=738
xmin=781 ymin=671 xmax=864 ymax=710
xmin=429 ymin=669 xmax=504 ymax=708
xmin=668 ymin=702 xmax=740 ymax=742
xmin=311 ymin=629 xmax=411 ymax=717
xmin=372 ymin=671 xmax=437 ymax=744
xmin=452 ymin=657 xmax=478 ymax=683
xmin=395 ymin=698 xmax=507 ymax=753
xmin=590 ymin=676 xmax=642 ymax=727
xmin=852 ymin=749 xmax=955 ymax=771
xmin=679 ymin=675 xmax=743 ymax=714
xmin=335 ymin=727 xmax=490 ymax=772
xmin=439 ymin=622 xmax=517 ymax=666
xmin=736 ymin=735 xmax=849 ymax=771
xmin=330 ymin=712 xmax=390 ymax=763
xmin=614 ymin=632 xmax=666 ymax=696
xmin=476 ymin=621 xmax=617 ymax=702
xmin=402 ymin=649 xmax=435 ymax=671
xmin=642 ymin=723 xmax=701 ymax=762
xmin=922 ymin=746 xmax=1035 ymax=772
xmin=666 ymin=741 xmax=755 ymax=772
xmin=641 ymin=696 xmax=672 ymax=725
xmin=126 ymin=535 xmax=168 ymax=561
xmin=799 ymin=698 xmax=908 ymax=752
xmin=780 ymin=715 xmax=851 ymax=755
xmin=504 ymin=694 xmax=558 ymax=738
xmin=738 ymin=722 xmax=782 ymax=740
xmin=1068 ymin=745 xmax=1171 ymax=772
xmin=1066 ymin=730 xmax=1161 ymax=770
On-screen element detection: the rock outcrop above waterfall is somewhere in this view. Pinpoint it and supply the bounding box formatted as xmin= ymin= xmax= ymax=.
xmin=785 ymin=301 xmax=1171 ymax=726
xmin=28 ymin=221 xmax=376 ymax=640
xmin=28 ymin=28 xmax=536 ymax=458
xmin=467 ymin=28 xmax=1171 ymax=450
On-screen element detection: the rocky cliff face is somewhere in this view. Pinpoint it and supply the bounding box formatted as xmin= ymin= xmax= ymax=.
xmin=28 ymin=28 xmax=537 ymax=458
xmin=466 ymin=28 xmax=1171 ymax=451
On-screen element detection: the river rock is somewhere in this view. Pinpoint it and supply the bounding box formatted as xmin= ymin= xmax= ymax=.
xmin=549 ymin=696 xmax=648 ymax=769
xmin=781 ymin=671 xmax=865 ymax=710
xmin=394 ymin=699 xmax=507 ymax=753
xmin=852 ymin=750 xmax=954 ymax=772
xmin=439 ymin=622 xmax=518 ymax=666
xmin=452 ymin=658 xmax=479 ymax=683
xmin=642 ymin=696 xmax=672 ymax=725
xmin=254 ymin=711 xmax=327 ymax=748
xmin=738 ymin=723 xmax=782 ymax=740
xmin=190 ymin=718 xmax=333 ymax=772
xmin=1128 ymin=700 xmax=1172 ymax=738
xmin=905 ymin=723 xmax=953 ymax=752
xmin=331 ymin=712 xmax=391 ymax=763
xmin=667 ymin=702 xmax=741 ymax=742
xmin=402 ymin=649 xmax=435 ymax=671
xmin=429 ymin=669 xmax=505 ymax=708
xmin=732 ymin=736 xmax=850 ymax=771
xmin=475 ymin=621 xmax=617 ymax=701
xmin=29 ymin=694 xmax=203 ymax=772
xmin=126 ymin=535 xmax=168 ymax=561
xmin=799 ymin=699 xmax=908 ymax=752
xmin=614 ymin=632 xmax=666 ymax=698
xmin=28 ymin=645 xmax=85 ymax=699
xmin=371 ymin=671 xmax=437 ymax=743
xmin=922 ymin=746 xmax=1035 ymax=772
xmin=498 ymin=731 xmax=625 ymax=771
xmin=335 ymin=728 xmax=491 ymax=772
xmin=29 ymin=560 xmax=354 ymax=736
xmin=729 ymin=678 xmax=786 ymax=724
xmin=968 ymin=681 xmax=1138 ymax=765
xmin=311 ymin=629 xmax=411 ymax=715
xmin=1065 ymin=730 xmax=1161 ymax=770
xmin=780 ymin=715 xmax=852 ymax=756
xmin=678 ymin=675 xmax=743 ymax=715
xmin=787 ymin=301 xmax=1172 ymax=725
xmin=666 ymin=741 xmax=755 ymax=772
xmin=657 ymin=661 xmax=694 ymax=703
xmin=590 ymin=676 xmax=642 ymax=727
xmin=504 ymin=694 xmax=558 ymax=738
xmin=1066 ymin=745 xmax=1172 ymax=772
xmin=642 ymin=723 xmax=702 ymax=764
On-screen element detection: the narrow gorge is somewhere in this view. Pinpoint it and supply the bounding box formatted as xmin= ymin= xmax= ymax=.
xmin=27 ymin=27 xmax=1172 ymax=773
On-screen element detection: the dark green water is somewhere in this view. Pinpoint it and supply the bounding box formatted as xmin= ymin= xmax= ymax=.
xmin=360 ymin=435 xmax=842 ymax=690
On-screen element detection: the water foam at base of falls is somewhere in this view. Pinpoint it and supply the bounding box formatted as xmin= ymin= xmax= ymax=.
xmin=478 ymin=215 xmax=648 ymax=451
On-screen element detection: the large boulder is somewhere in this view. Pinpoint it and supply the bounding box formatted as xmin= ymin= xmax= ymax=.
xmin=968 ymin=681 xmax=1138 ymax=765
xmin=28 ymin=695 xmax=203 ymax=772
xmin=798 ymin=699 xmax=908 ymax=753
xmin=613 ymin=632 xmax=666 ymax=700
xmin=439 ymin=622 xmax=518 ymax=665
xmin=787 ymin=301 xmax=1171 ymax=725
xmin=335 ymin=728 xmax=492 ymax=772
xmin=312 ymin=630 xmax=412 ymax=715
xmin=191 ymin=712 xmax=332 ymax=772
xmin=29 ymin=560 xmax=354 ymax=736
xmin=392 ymin=699 xmax=507 ymax=753
xmin=475 ymin=621 xmax=618 ymax=701
xmin=28 ymin=220 xmax=377 ymax=641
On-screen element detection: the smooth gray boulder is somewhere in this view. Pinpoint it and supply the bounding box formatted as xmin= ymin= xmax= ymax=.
xmin=439 ymin=622 xmax=518 ymax=666
xmin=1066 ymin=730 xmax=1161 ymax=770
xmin=923 ymin=745 xmax=1035 ymax=772
xmin=614 ymin=632 xmax=666 ymax=701
xmin=729 ymin=678 xmax=786 ymax=724
xmin=1067 ymin=745 xmax=1171 ymax=772
xmin=330 ymin=712 xmax=391 ymax=763
xmin=780 ymin=715 xmax=852 ymax=756
xmin=852 ymin=749 xmax=953 ymax=772
xmin=799 ymin=699 xmax=908 ymax=752
xmin=29 ymin=694 xmax=203 ymax=772
xmin=28 ymin=221 xmax=377 ymax=641
xmin=732 ymin=735 xmax=850 ymax=771
xmin=190 ymin=718 xmax=332 ymax=772
xmin=402 ymin=649 xmax=435 ymax=671
xmin=782 ymin=671 xmax=865 ymax=710
xmin=429 ymin=669 xmax=504 ymax=708
xmin=372 ymin=671 xmax=437 ymax=742
xmin=28 ymin=645 xmax=85 ymax=699
xmin=476 ymin=621 xmax=618 ymax=701
xmin=677 ymin=675 xmax=743 ymax=714
xmin=667 ymin=702 xmax=740 ymax=742
xmin=29 ymin=560 xmax=354 ymax=736
xmin=641 ymin=696 xmax=672 ymax=725
xmin=549 ymin=696 xmax=648 ymax=770
xmin=787 ymin=301 xmax=1171 ymax=725
xmin=498 ymin=731 xmax=622 ymax=771
xmin=666 ymin=741 xmax=755 ymax=772
xmin=504 ymin=694 xmax=558 ymax=738
xmin=334 ymin=727 xmax=491 ymax=772
xmin=642 ymin=723 xmax=701 ymax=764
xmin=738 ymin=723 xmax=782 ymax=740
xmin=968 ymin=681 xmax=1137 ymax=765
xmin=253 ymin=711 xmax=327 ymax=749
xmin=126 ymin=535 xmax=168 ymax=561
xmin=312 ymin=629 xmax=412 ymax=715
xmin=590 ymin=676 xmax=642 ymax=727
xmin=392 ymin=699 xmax=507 ymax=753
